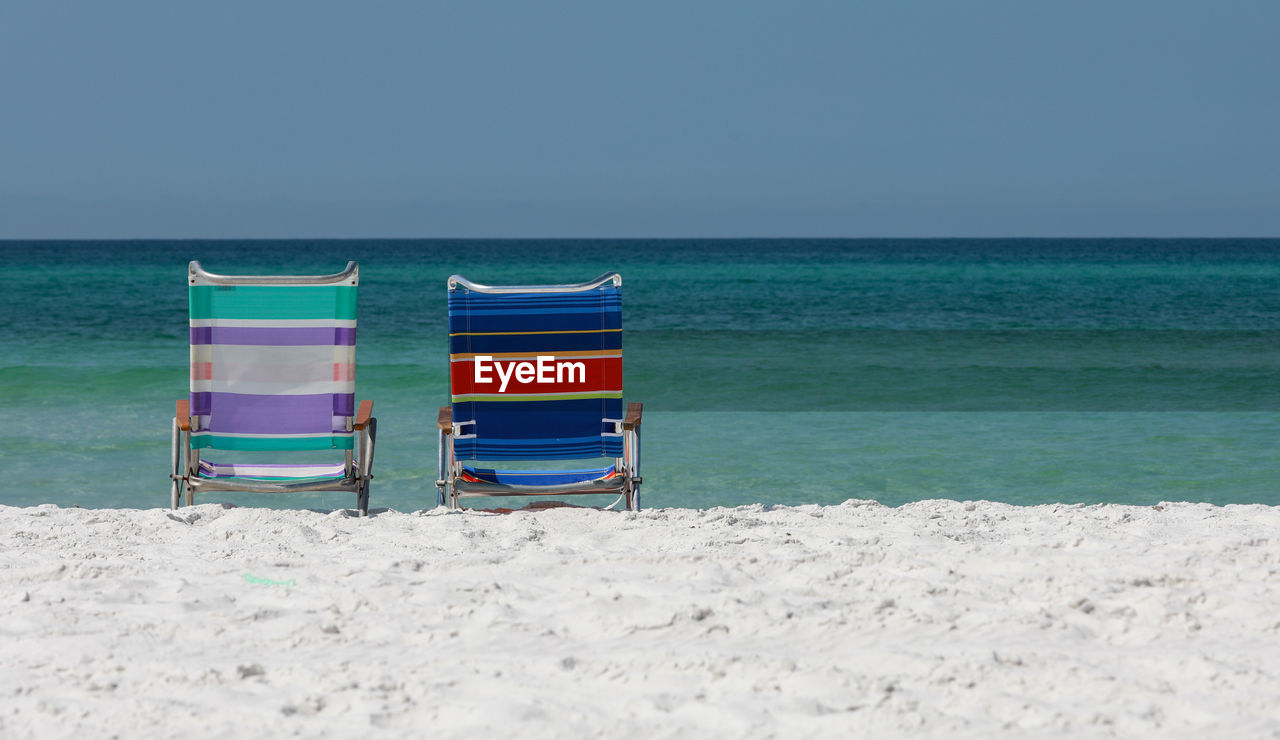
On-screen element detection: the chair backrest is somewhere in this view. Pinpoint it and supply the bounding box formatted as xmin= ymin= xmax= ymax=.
xmin=188 ymin=261 xmax=358 ymax=452
xmin=447 ymin=273 xmax=623 ymax=461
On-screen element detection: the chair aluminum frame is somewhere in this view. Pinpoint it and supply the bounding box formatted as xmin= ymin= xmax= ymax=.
xmin=437 ymin=272 xmax=642 ymax=511
xmin=436 ymin=412 xmax=640 ymax=511
xmin=170 ymin=262 xmax=377 ymax=515
xmin=171 ymin=416 xmax=376 ymax=513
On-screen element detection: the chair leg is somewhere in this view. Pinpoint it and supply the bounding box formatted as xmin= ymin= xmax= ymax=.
xmin=439 ymin=428 xmax=459 ymax=509
xmin=186 ymin=448 xmax=197 ymax=506
xmin=357 ymin=418 xmax=376 ymax=517
xmin=169 ymin=418 xmax=185 ymax=510
xmin=357 ymin=482 xmax=370 ymax=517
xmin=436 ymin=427 xmax=449 ymax=509
xmin=625 ymin=425 xmax=642 ymax=512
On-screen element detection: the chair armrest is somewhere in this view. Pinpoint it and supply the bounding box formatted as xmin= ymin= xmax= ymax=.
xmin=437 ymin=406 xmax=453 ymax=435
xmin=622 ymin=401 xmax=643 ymax=430
xmin=176 ymin=399 xmax=190 ymax=431
xmin=354 ymin=400 xmax=374 ymax=430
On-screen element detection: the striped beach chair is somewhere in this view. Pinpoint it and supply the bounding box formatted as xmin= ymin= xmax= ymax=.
xmin=169 ymin=261 xmax=377 ymax=515
xmin=437 ymin=273 xmax=643 ymax=510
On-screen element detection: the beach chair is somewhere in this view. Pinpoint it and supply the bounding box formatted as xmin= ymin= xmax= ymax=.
xmin=169 ymin=261 xmax=377 ymax=515
xmin=436 ymin=273 xmax=642 ymax=511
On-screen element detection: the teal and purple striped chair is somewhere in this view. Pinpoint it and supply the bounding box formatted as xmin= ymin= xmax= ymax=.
xmin=437 ymin=273 xmax=643 ymax=510
xmin=169 ymin=261 xmax=377 ymax=515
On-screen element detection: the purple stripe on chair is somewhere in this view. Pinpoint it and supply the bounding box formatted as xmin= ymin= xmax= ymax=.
xmin=186 ymin=389 xmax=355 ymax=417
xmin=190 ymin=326 xmax=357 ymax=346
xmin=190 ymin=392 xmax=356 ymax=418
xmin=190 ymin=392 xmax=356 ymax=433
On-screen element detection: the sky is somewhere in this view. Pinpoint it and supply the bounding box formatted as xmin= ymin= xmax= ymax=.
xmin=1 ymin=1 xmax=1277 ymax=238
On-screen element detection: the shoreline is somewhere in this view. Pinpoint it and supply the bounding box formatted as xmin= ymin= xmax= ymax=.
xmin=2 ymin=499 xmax=1278 ymax=736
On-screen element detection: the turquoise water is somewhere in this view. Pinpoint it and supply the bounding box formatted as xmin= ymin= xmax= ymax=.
xmin=1 ymin=239 xmax=1278 ymax=510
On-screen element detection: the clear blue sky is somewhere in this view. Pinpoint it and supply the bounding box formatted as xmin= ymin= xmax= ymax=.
xmin=1 ymin=1 xmax=1276 ymax=238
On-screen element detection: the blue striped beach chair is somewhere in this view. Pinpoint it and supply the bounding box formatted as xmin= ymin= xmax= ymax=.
xmin=170 ymin=261 xmax=377 ymax=515
xmin=437 ymin=273 xmax=643 ymax=510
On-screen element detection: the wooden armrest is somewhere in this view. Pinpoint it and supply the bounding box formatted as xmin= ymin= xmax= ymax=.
xmin=354 ymin=400 xmax=374 ymax=430
xmin=622 ymin=401 xmax=643 ymax=430
xmin=176 ymin=399 xmax=190 ymax=431
xmin=437 ymin=406 xmax=453 ymax=434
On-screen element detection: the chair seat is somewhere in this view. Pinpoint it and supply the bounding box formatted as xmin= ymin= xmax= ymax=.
xmin=459 ymin=464 xmax=620 ymax=487
xmin=197 ymin=460 xmax=349 ymax=481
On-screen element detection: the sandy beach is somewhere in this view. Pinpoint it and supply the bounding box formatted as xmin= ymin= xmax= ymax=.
xmin=1 ymin=500 xmax=1278 ymax=738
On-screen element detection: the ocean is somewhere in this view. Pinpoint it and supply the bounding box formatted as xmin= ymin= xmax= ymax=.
xmin=1 ymin=239 xmax=1278 ymax=511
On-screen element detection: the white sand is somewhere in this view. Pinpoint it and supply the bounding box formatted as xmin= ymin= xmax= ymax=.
xmin=1 ymin=500 xmax=1278 ymax=738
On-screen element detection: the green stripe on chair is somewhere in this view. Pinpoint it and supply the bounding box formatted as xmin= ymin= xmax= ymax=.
xmin=190 ymin=434 xmax=355 ymax=451
xmin=189 ymin=286 xmax=358 ymax=321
